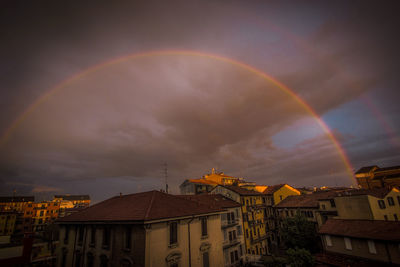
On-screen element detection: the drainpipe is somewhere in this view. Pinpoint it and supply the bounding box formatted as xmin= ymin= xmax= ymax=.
xmin=188 ymin=216 xmax=195 ymax=267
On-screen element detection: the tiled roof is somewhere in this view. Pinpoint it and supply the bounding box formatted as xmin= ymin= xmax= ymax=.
xmin=262 ymin=184 xmax=285 ymax=195
xmin=275 ymin=191 xmax=341 ymax=208
xmin=188 ymin=179 xmax=219 ymax=185
xmin=355 ymin=166 xmax=378 ymax=174
xmin=335 ymin=187 xmax=397 ymax=199
xmin=376 ymin=165 xmax=400 ymax=172
xmin=315 ymin=252 xmax=396 ymax=267
xmin=58 ymin=190 xmax=224 ymax=223
xmin=54 ymin=195 xmax=90 ymax=201
xmin=319 ymin=219 xmax=400 ymax=241
xmin=222 ymin=185 xmax=263 ymax=196
xmin=177 ymin=194 xmax=241 ymax=209
xmin=0 ymin=196 xmax=35 ymax=202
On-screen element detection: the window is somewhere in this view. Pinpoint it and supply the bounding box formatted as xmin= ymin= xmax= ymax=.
xmin=237 ymin=225 xmax=242 ymax=235
xmin=78 ymin=226 xmax=84 ymax=244
xmin=75 ymin=251 xmax=82 ymax=267
xmin=230 ymin=251 xmax=234 ymax=263
xmin=368 ymin=240 xmax=377 ymax=254
xmin=100 ymin=255 xmax=108 ymax=267
xmin=201 ymin=217 xmax=208 ymax=237
xmin=170 ymin=222 xmax=178 ymax=245
xmin=397 ymin=196 xmax=400 ymax=205
xmin=388 ymin=197 xmax=395 ymax=206
xmin=279 ymin=195 xmax=283 ymax=201
xmin=125 ymin=226 xmax=132 ymax=249
xmin=234 ymin=250 xmax=239 ymax=261
xmin=87 ymin=253 xmax=94 ymax=267
xmin=102 ymin=227 xmax=111 ymax=248
xmin=384 ymin=215 xmax=388 ymax=221
xmin=90 ymin=226 xmax=96 ymax=246
xmin=61 ymin=250 xmax=67 ymax=267
xmin=344 ymin=237 xmax=352 ymax=250
xmin=203 ymin=252 xmax=209 ymax=267
xmin=40 ymin=210 xmax=44 ymax=216
xmin=246 ymin=229 xmax=249 ymax=238
xmin=64 ymin=226 xmax=70 ymax=244
xmin=325 ymin=235 xmax=332 ymax=247
xmin=330 ymin=199 xmax=336 ymax=207
xmin=239 ymin=244 xmax=243 ymax=256
xmin=395 ymin=214 xmax=398 ymax=221
xmin=378 ymin=200 xmax=386 ymax=209
xmin=321 ymin=204 xmax=326 ymax=210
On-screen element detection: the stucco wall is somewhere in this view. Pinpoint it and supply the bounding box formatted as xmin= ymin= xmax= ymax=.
xmin=145 ymin=214 xmax=224 ymax=267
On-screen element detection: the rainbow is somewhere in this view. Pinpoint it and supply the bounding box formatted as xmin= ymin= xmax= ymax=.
xmin=0 ymin=50 xmax=356 ymax=184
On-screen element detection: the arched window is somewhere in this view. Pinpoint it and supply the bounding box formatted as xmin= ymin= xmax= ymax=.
xmin=120 ymin=259 xmax=132 ymax=267
xmin=100 ymin=254 xmax=108 ymax=267
xmin=87 ymin=252 xmax=94 ymax=267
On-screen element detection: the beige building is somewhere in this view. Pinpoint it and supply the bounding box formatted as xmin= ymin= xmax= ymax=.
xmin=334 ymin=187 xmax=400 ymax=221
xmin=178 ymin=194 xmax=245 ymax=267
xmin=57 ymin=190 xmax=225 ymax=267
xmin=355 ymin=165 xmax=400 ymax=189
xmin=318 ymin=219 xmax=400 ymax=265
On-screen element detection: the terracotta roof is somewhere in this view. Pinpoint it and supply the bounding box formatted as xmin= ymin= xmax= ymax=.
xmin=54 ymin=195 xmax=90 ymax=201
xmin=177 ymin=194 xmax=241 ymax=209
xmin=319 ymin=219 xmax=400 ymax=241
xmin=58 ymin=190 xmax=224 ymax=223
xmin=315 ymin=252 xmax=397 ymax=267
xmin=0 ymin=196 xmax=35 ymax=202
xmin=355 ymin=166 xmax=378 ymax=174
xmin=188 ymin=179 xmax=219 ymax=185
xmin=262 ymin=184 xmax=286 ymax=195
xmin=275 ymin=191 xmax=341 ymax=208
xmin=222 ymin=185 xmax=263 ymax=196
xmin=335 ymin=187 xmax=397 ymax=199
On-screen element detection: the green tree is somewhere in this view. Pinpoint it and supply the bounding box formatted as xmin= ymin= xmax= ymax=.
xmin=286 ymin=247 xmax=315 ymax=267
xmin=279 ymin=213 xmax=320 ymax=253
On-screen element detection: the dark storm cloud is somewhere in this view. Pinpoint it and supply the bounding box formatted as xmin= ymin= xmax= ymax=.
xmin=1 ymin=1 xmax=399 ymax=200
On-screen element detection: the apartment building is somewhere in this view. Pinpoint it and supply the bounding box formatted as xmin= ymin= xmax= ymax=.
xmin=319 ymin=219 xmax=400 ymax=265
xmin=56 ymin=190 xmax=225 ymax=267
xmin=334 ymin=187 xmax=400 ymax=221
xmin=178 ymin=194 xmax=245 ymax=267
xmin=211 ymin=185 xmax=268 ymax=259
xmin=355 ymin=165 xmax=400 ymax=189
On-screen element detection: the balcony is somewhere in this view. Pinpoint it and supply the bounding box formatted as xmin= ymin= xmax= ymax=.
xmin=223 ymin=238 xmax=241 ymax=249
xmin=221 ymin=219 xmax=239 ymax=229
xmin=250 ymin=234 xmax=268 ymax=244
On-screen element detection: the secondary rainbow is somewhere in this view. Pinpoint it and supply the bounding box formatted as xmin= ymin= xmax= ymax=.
xmin=0 ymin=50 xmax=356 ymax=184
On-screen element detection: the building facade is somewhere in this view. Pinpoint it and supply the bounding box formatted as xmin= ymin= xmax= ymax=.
xmin=319 ymin=219 xmax=400 ymax=265
xmin=355 ymin=165 xmax=400 ymax=189
xmin=211 ymin=185 xmax=268 ymax=260
xmin=57 ymin=190 xmax=225 ymax=267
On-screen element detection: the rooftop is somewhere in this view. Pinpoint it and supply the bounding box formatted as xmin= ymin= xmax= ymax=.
xmin=177 ymin=194 xmax=241 ymax=209
xmin=221 ymin=185 xmax=263 ymax=196
xmin=335 ymin=187 xmax=398 ymax=199
xmin=275 ymin=191 xmax=342 ymax=208
xmin=319 ymin=219 xmax=400 ymax=241
xmin=54 ymin=195 xmax=90 ymax=201
xmin=58 ymin=190 xmax=224 ymax=223
xmin=262 ymin=184 xmax=286 ymax=195
xmin=0 ymin=196 xmax=35 ymax=202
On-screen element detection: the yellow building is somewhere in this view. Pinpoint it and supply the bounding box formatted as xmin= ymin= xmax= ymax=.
xmin=32 ymin=201 xmax=61 ymax=232
xmin=53 ymin=195 xmax=90 ymax=207
xmin=334 ymin=187 xmax=400 ymax=221
xmin=180 ymin=168 xmax=255 ymax=195
xmin=211 ymin=185 xmax=268 ymax=259
xmin=0 ymin=211 xmax=17 ymax=236
xmin=262 ymin=184 xmax=300 ymax=206
xmin=355 ymin=165 xmax=400 ymax=189
xmin=0 ymin=196 xmax=35 ymax=213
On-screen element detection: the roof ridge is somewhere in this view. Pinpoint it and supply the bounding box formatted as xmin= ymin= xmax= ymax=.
xmin=144 ymin=190 xmax=157 ymax=220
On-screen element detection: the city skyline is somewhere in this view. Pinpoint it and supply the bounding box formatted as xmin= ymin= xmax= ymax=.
xmin=1 ymin=1 xmax=400 ymax=202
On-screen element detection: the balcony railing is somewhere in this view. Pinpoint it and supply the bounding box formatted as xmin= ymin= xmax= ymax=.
xmin=223 ymin=238 xmax=241 ymax=249
xmin=221 ymin=219 xmax=239 ymax=229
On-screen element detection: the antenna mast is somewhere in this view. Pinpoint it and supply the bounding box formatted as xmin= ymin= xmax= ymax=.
xmin=164 ymin=163 xmax=169 ymax=194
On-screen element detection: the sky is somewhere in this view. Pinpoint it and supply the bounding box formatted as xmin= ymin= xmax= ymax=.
xmin=1 ymin=0 xmax=399 ymax=202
